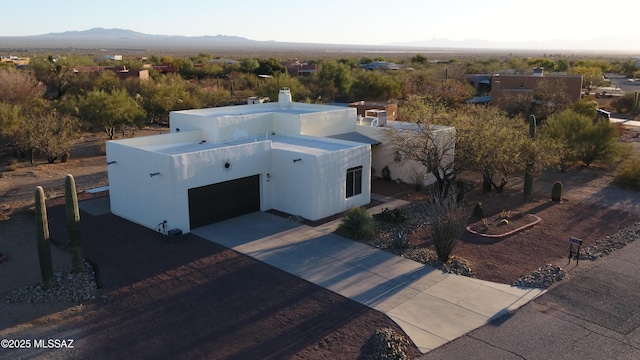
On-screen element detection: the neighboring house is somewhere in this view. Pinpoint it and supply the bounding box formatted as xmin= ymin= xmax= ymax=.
xmin=143 ymin=64 xmax=179 ymax=74
xmin=491 ymin=69 xmax=582 ymax=108
xmin=96 ymin=55 xmax=123 ymax=61
xmin=348 ymin=101 xmax=398 ymax=121
xmin=0 ymin=55 xmax=29 ymax=66
xmin=465 ymin=70 xmax=583 ymax=107
xmin=285 ymin=62 xmax=318 ymax=77
xmin=72 ymin=66 xmax=149 ymax=81
xmin=106 ymin=88 xmax=454 ymax=235
xmin=361 ymin=61 xmax=404 ymax=71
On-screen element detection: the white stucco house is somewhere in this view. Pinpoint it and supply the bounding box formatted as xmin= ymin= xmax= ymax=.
xmin=106 ymin=88 xmax=454 ymax=235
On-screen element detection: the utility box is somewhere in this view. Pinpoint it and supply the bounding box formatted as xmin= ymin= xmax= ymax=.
xmin=364 ymin=109 xmax=388 ymax=127
xmin=167 ymin=228 xmax=183 ymax=242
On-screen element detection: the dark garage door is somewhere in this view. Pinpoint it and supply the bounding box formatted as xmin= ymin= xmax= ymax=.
xmin=188 ymin=175 xmax=260 ymax=229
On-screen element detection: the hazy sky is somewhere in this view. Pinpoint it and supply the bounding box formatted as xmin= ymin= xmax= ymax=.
xmin=3 ymin=0 xmax=639 ymax=46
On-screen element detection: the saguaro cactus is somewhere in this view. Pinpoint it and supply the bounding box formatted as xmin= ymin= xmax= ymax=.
xmin=35 ymin=186 xmax=53 ymax=289
xmin=65 ymin=174 xmax=83 ymax=273
xmin=523 ymin=115 xmax=537 ymax=201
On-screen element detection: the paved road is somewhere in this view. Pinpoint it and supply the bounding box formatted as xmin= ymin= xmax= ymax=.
xmin=606 ymin=73 xmax=640 ymax=94
xmin=420 ymin=235 xmax=640 ymax=360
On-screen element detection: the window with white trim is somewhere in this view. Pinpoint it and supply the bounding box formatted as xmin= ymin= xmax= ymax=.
xmin=346 ymin=166 xmax=363 ymax=198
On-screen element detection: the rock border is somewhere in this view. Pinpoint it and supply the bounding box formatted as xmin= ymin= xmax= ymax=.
xmin=466 ymin=214 xmax=541 ymax=238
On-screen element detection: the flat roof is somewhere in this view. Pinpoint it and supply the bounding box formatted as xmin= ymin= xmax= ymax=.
xmin=139 ymin=134 xmax=360 ymax=156
xmin=173 ymin=102 xmax=349 ymax=119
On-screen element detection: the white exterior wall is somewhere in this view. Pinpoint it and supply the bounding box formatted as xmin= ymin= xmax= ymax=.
xmin=313 ymin=146 xmax=371 ymax=218
xmin=106 ymin=141 xmax=177 ymax=233
xmin=270 ymin=144 xmax=370 ymax=221
xmin=272 ymin=112 xmax=303 ymax=136
xmin=270 ymin=148 xmax=317 ymax=219
xmin=299 ymin=108 xmax=357 ymax=137
xmin=357 ymin=124 xmax=455 ymax=186
xmin=172 ymin=141 xmax=272 ymax=233
xmin=171 ymin=112 xmax=273 ymax=142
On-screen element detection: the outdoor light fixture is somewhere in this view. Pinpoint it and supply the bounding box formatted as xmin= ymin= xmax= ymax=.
xmin=107 ymin=161 xmax=117 ymax=165
xmin=293 ymin=158 xmax=302 ymax=163
xmin=150 ymin=172 xmax=160 ymax=177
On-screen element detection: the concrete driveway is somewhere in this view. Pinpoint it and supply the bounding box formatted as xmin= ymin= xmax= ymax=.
xmin=192 ymin=210 xmax=544 ymax=353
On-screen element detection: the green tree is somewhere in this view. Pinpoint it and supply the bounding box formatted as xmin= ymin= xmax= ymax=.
xmin=397 ymin=96 xmax=431 ymax=122
xmin=29 ymin=56 xmax=79 ymax=99
xmin=572 ymin=97 xmax=598 ymax=118
xmin=545 ymin=109 xmax=620 ymax=167
xmin=256 ymin=58 xmax=286 ymax=75
xmin=349 ymin=69 xmax=402 ymax=101
xmin=556 ymin=59 xmax=570 ymax=72
xmin=240 ymin=58 xmax=260 ymax=74
xmin=315 ymin=60 xmax=352 ymax=101
xmin=139 ymin=74 xmax=197 ymax=123
xmin=528 ymin=58 xmax=557 ymax=72
xmin=78 ymin=88 xmax=146 ymax=139
xmin=452 ymin=107 xmax=530 ymax=193
xmin=570 ymin=65 xmax=606 ymax=91
xmin=615 ymin=59 xmax=639 ymax=78
xmin=16 ymin=108 xmax=80 ymax=163
xmin=576 ymin=119 xmax=621 ymax=166
xmin=410 ymin=54 xmax=428 ymax=64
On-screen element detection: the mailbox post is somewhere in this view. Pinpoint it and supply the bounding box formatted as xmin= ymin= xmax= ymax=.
xmin=569 ymin=237 xmax=583 ymax=265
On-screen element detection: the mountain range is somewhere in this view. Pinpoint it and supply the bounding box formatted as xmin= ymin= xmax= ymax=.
xmin=1 ymin=28 xmax=638 ymax=54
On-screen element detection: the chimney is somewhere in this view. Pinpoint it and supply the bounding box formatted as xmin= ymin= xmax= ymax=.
xmin=533 ymin=68 xmax=544 ymax=77
xmin=278 ymin=87 xmax=292 ymax=107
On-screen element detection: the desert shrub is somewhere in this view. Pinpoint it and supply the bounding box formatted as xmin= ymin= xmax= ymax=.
xmin=392 ymin=228 xmax=410 ymax=250
xmin=336 ymin=207 xmax=375 ymax=240
xmin=615 ymin=157 xmax=640 ymax=190
xmin=5 ymin=158 xmax=18 ymax=171
xmin=407 ymin=165 xmax=426 ymax=191
xmin=373 ymin=207 xmax=408 ymax=224
xmin=610 ymin=92 xmax=635 ymax=113
xmin=429 ymin=187 xmax=467 ymax=263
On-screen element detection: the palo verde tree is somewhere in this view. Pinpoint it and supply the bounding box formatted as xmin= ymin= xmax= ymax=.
xmin=452 ymin=106 xmax=530 ymax=193
xmin=78 ymin=88 xmax=146 ymax=139
xmin=9 ymin=103 xmax=79 ymax=163
xmin=545 ymin=109 xmax=622 ymax=167
xmin=138 ymin=74 xmax=198 ymax=123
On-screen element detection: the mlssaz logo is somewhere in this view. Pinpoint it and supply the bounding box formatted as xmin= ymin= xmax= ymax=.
xmin=34 ymin=339 xmax=75 ymax=349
